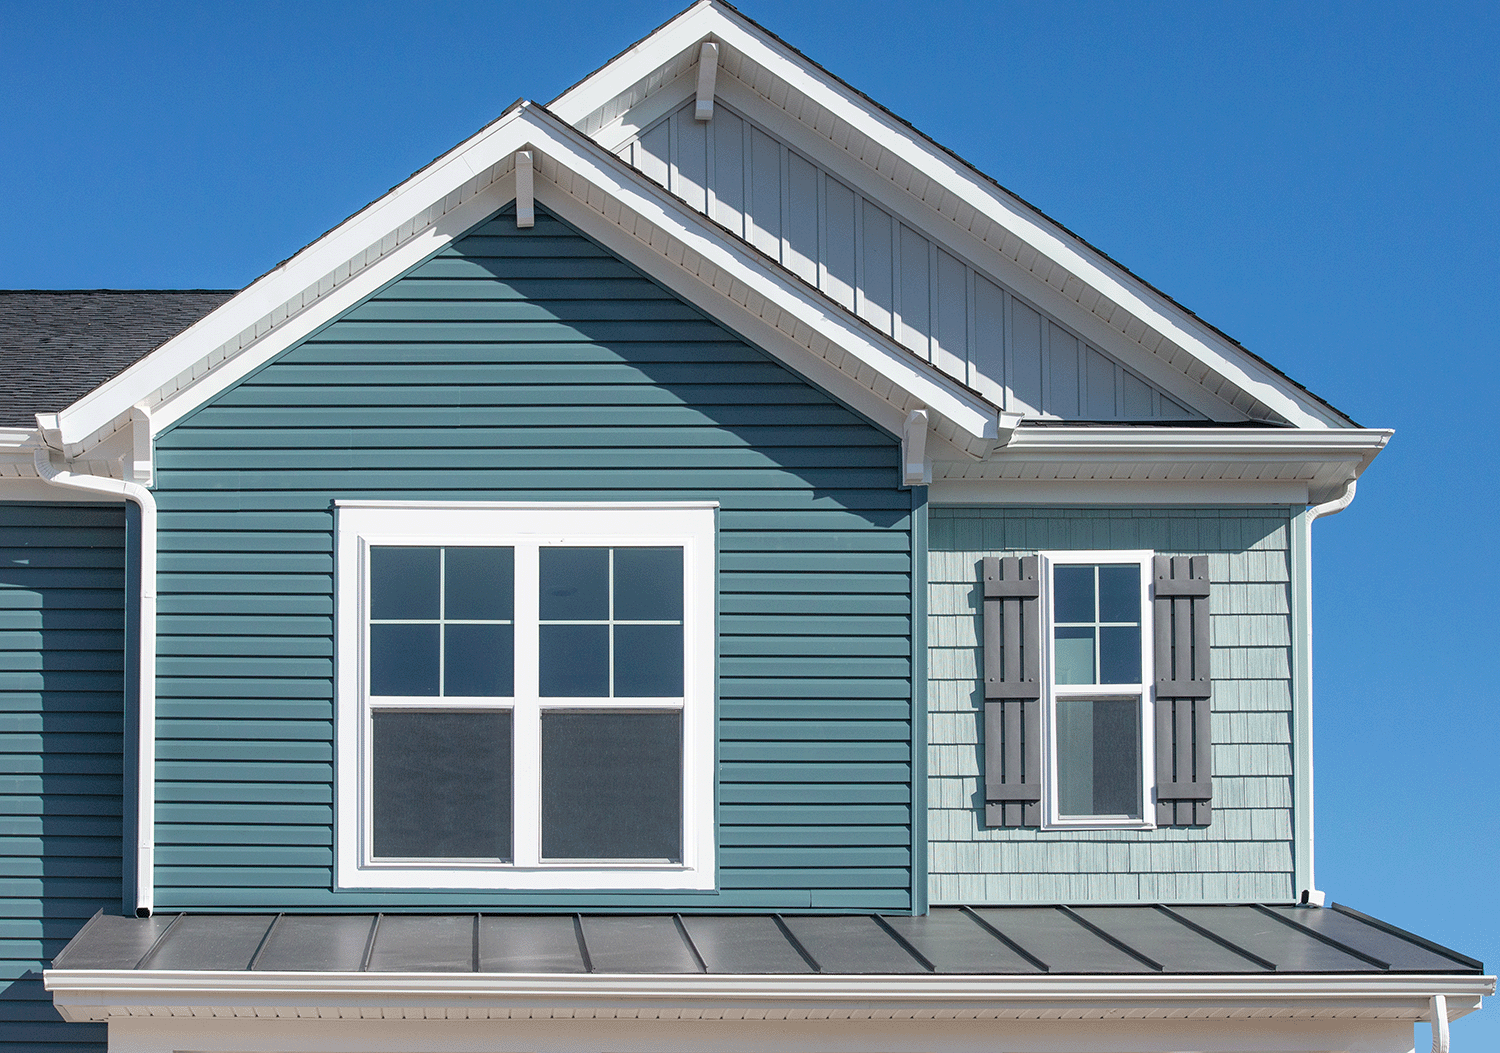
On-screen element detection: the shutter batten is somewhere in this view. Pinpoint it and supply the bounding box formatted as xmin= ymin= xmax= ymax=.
xmin=982 ymin=556 xmax=1041 ymax=827
xmin=1152 ymin=555 xmax=1213 ymax=827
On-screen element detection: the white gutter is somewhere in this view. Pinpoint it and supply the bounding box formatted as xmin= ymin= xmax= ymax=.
xmin=43 ymin=968 xmax=1494 ymax=1022
xmin=33 ymin=440 xmax=156 ymax=917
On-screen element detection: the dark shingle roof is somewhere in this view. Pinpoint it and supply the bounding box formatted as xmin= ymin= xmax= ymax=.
xmin=0 ymin=290 xmax=235 ymax=427
xmin=50 ymin=905 xmax=1483 ymax=976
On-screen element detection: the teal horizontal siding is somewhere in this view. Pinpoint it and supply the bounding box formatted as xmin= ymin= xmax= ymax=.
xmin=0 ymin=504 xmax=121 ymax=1052
xmin=153 ymin=205 xmax=911 ymax=912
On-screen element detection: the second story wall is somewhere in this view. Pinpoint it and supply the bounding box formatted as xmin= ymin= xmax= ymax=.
xmin=150 ymin=205 xmax=917 ymax=913
xmin=927 ymin=506 xmax=1297 ymax=905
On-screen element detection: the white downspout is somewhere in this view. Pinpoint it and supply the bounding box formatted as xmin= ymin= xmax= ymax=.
xmin=33 ymin=440 xmax=156 ymax=917
xmin=1295 ymin=477 xmax=1358 ymax=909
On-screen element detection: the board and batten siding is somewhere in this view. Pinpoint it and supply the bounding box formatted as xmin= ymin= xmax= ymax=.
xmin=928 ymin=507 xmax=1295 ymax=904
xmin=0 ymin=503 xmax=123 ymax=1053
xmin=620 ymin=100 xmax=1199 ymax=423
xmin=150 ymin=204 xmax=915 ymax=913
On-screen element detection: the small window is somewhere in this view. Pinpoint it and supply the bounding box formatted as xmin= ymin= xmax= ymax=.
xmin=335 ymin=502 xmax=717 ymax=890
xmin=1043 ymin=551 xmax=1153 ymax=828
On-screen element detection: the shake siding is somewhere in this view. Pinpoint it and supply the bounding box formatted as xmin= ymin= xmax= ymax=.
xmin=928 ymin=507 xmax=1295 ymax=905
xmin=0 ymin=504 xmax=123 ymax=1053
xmin=151 ymin=205 xmax=913 ymax=912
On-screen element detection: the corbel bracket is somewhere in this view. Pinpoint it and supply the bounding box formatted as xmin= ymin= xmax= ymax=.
xmin=902 ymin=408 xmax=930 ymax=487
xmin=515 ymin=149 xmax=535 ymax=228
xmin=695 ymin=42 xmax=719 ymax=121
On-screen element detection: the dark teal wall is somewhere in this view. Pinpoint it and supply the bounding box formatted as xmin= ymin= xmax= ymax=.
xmin=0 ymin=503 xmax=122 ymax=1053
xmin=152 ymin=204 xmax=914 ymax=912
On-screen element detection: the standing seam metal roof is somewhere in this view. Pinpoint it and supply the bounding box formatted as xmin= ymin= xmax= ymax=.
xmin=50 ymin=905 xmax=1482 ymax=976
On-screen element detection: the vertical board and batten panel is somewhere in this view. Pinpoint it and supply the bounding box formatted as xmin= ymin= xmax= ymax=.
xmin=928 ymin=507 xmax=1295 ymax=905
xmin=620 ymin=100 xmax=1200 ymax=422
xmin=0 ymin=504 xmax=122 ymax=1053
xmin=150 ymin=204 xmax=913 ymax=913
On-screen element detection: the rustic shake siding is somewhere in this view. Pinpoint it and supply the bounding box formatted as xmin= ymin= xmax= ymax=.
xmin=927 ymin=506 xmax=1295 ymax=904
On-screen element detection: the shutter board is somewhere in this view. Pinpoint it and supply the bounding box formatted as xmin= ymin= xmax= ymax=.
xmin=1153 ymin=555 xmax=1213 ymax=827
xmin=982 ymin=556 xmax=1041 ymax=827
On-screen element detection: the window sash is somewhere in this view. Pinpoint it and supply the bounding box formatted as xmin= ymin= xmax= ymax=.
xmin=334 ymin=502 xmax=716 ymax=890
xmin=1040 ymin=550 xmax=1155 ymax=830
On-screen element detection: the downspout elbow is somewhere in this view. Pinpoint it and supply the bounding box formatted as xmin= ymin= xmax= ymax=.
xmin=33 ymin=445 xmax=156 ymax=917
xmin=1310 ymin=477 xmax=1356 ymax=521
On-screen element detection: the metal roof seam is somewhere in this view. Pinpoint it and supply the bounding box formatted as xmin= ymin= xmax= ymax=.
xmin=869 ymin=915 xmax=935 ymax=973
xmin=571 ymin=915 xmax=594 ymax=973
xmin=358 ymin=914 xmax=381 ymax=973
xmin=958 ymin=906 xmax=1050 ymax=973
xmin=671 ymin=914 xmax=708 ymax=974
xmin=133 ymin=913 xmax=185 ymax=971
xmin=1248 ymin=905 xmax=1391 ymax=971
xmin=771 ymin=914 xmax=820 ymax=973
xmin=48 ymin=909 xmax=104 ymax=971
xmin=1151 ymin=905 xmax=1277 ymax=972
xmin=245 ymin=914 xmax=282 ymax=972
xmin=1329 ymin=903 xmax=1484 ymax=972
xmin=1057 ymin=906 xmax=1163 ymax=972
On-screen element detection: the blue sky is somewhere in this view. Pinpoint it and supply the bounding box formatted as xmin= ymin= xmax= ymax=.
xmin=3 ymin=0 xmax=1497 ymax=1044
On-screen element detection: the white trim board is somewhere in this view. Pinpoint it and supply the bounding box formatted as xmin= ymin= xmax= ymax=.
xmin=48 ymin=104 xmax=1003 ymax=463
xmin=551 ymin=1 xmax=1358 ymax=430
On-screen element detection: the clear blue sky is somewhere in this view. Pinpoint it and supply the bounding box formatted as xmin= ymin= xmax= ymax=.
xmin=3 ymin=0 xmax=1496 ymax=1044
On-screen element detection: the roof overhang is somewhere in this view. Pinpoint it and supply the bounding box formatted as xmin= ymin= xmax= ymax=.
xmin=45 ymin=967 xmax=1492 ymax=1024
xmin=43 ymin=102 xmax=1002 ymax=465
xmin=551 ymin=0 xmax=1359 ymax=431
xmin=930 ymin=426 xmax=1393 ymax=506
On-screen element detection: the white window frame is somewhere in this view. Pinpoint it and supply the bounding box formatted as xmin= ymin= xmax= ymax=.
xmin=334 ymin=500 xmax=718 ymax=890
xmin=1040 ymin=549 xmax=1156 ymax=831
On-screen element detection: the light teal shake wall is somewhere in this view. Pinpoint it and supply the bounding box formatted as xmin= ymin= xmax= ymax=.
xmin=928 ymin=506 xmax=1295 ymax=904
xmin=0 ymin=503 xmax=123 ymax=1052
xmin=151 ymin=204 xmax=914 ymax=912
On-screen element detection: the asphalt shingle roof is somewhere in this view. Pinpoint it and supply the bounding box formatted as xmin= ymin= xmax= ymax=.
xmin=0 ymin=290 xmax=234 ymax=427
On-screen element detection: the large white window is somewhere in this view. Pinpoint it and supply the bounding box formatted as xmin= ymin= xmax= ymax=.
xmin=335 ymin=501 xmax=717 ymax=889
xmin=1042 ymin=550 xmax=1154 ymax=829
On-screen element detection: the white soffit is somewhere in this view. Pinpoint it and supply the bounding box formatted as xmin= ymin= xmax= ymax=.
xmin=549 ymin=1 xmax=1357 ymax=431
xmin=49 ymin=106 xmax=999 ymax=459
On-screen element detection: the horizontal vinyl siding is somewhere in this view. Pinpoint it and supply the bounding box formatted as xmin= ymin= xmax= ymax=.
xmin=0 ymin=504 xmax=122 ymax=1053
xmin=620 ymin=101 xmax=1198 ymax=422
xmin=152 ymin=205 xmax=913 ymax=912
xmin=927 ymin=507 xmax=1295 ymax=905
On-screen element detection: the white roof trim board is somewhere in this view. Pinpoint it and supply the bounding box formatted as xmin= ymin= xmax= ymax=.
xmin=34 ymin=0 xmax=1388 ymax=498
xmin=551 ymin=0 xmax=1357 ymax=431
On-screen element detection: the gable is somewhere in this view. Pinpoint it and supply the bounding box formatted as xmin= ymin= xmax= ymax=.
xmin=149 ymin=203 xmax=919 ymax=913
xmin=616 ymin=98 xmax=1201 ymax=422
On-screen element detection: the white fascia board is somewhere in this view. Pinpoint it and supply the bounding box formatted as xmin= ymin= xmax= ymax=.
xmin=54 ymin=102 xmax=997 ymax=456
xmin=996 ymin=427 xmax=1391 ymax=467
xmin=552 ymin=3 xmax=1353 ymax=430
xmin=525 ymin=114 xmax=999 ymax=445
xmin=52 ymin=107 xmax=532 ymax=450
xmin=44 ymin=968 xmax=1495 ymax=1022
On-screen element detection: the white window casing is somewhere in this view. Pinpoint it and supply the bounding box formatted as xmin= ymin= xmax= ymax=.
xmin=334 ymin=501 xmax=718 ymax=890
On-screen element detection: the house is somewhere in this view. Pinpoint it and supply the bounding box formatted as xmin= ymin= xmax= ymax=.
xmin=0 ymin=2 xmax=1488 ymax=1051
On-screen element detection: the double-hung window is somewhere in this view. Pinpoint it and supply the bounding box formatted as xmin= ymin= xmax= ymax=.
xmin=335 ymin=501 xmax=716 ymax=889
xmin=1043 ymin=550 xmax=1154 ymax=829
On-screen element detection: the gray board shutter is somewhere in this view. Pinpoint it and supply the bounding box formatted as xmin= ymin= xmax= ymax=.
xmin=982 ymin=556 xmax=1041 ymax=828
xmin=1153 ymin=555 xmax=1212 ymax=826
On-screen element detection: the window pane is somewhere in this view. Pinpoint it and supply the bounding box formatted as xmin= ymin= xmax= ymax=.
xmin=370 ymin=623 xmax=439 ymax=696
xmin=540 ymin=711 xmax=682 ymax=860
xmin=1099 ymin=625 xmax=1141 ymax=685
xmin=445 ymin=547 xmax=514 ymax=620
xmin=539 ymin=547 xmax=608 ymax=620
xmin=1097 ymin=564 xmax=1140 ymax=623
xmin=444 ymin=623 xmax=514 ymax=697
xmin=614 ymin=623 xmax=683 ymax=696
xmin=1054 ymin=626 xmax=1095 ymax=685
xmin=1053 ymin=565 xmax=1094 ymax=623
xmin=370 ymin=547 xmax=439 ymax=619
xmin=371 ymin=710 xmax=512 ymax=859
xmin=613 ymin=547 xmax=684 ymax=620
xmin=539 ymin=623 xmax=609 ymax=697
xmin=1056 ymin=698 xmax=1140 ymax=818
